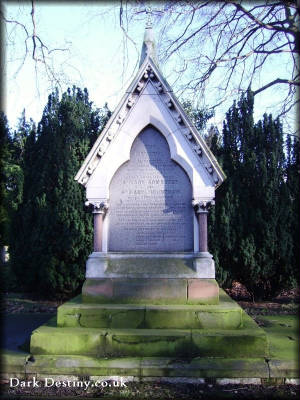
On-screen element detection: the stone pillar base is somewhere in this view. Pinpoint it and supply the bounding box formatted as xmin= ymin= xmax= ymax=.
xmin=83 ymin=252 xmax=219 ymax=305
xmin=85 ymin=252 xmax=216 ymax=279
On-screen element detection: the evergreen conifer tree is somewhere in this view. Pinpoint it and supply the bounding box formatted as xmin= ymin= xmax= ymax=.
xmin=10 ymin=87 xmax=110 ymax=298
xmin=285 ymin=135 xmax=300 ymax=287
xmin=0 ymin=112 xmax=10 ymax=250
xmin=210 ymin=90 xmax=294 ymax=299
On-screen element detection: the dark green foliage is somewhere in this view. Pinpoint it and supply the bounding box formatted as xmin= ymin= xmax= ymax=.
xmin=0 ymin=112 xmax=10 ymax=248
xmin=181 ymin=100 xmax=214 ymax=134
xmin=285 ymin=134 xmax=300 ymax=287
xmin=0 ymin=111 xmax=32 ymax=291
xmin=209 ymin=90 xmax=298 ymax=300
xmin=10 ymin=87 xmax=110 ymax=298
xmin=0 ymin=111 xmax=33 ymax=246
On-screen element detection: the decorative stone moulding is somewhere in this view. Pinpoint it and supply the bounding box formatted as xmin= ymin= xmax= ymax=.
xmin=184 ymin=130 xmax=193 ymax=140
xmin=116 ymin=115 xmax=124 ymax=125
xmin=166 ymin=99 xmax=173 ymax=108
xmin=146 ymin=66 xmax=156 ymax=80
xmin=87 ymin=158 xmax=99 ymax=175
xmin=106 ymin=133 xmax=112 ymax=142
xmin=75 ymin=61 xmax=225 ymax=190
xmin=206 ymin=165 xmax=213 ymax=174
xmin=87 ymin=166 xmax=94 ymax=175
xmin=156 ymin=82 xmax=163 ymax=92
xmin=176 ymin=114 xmax=183 ymax=124
xmin=80 ymin=175 xmax=89 ymax=185
xmin=127 ymin=98 xmax=134 ymax=108
xmin=193 ymin=199 xmax=215 ymax=213
xmin=85 ymin=200 xmax=109 ymax=214
xmin=97 ymin=146 xmax=104 ymax=157
xmin=136 ymin=82 xmax=144 ymax=92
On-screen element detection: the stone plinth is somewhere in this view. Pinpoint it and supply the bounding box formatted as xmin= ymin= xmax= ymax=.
xmin=85 ymin=252 xmax=215 ymax=279
xmin=82 ymin=277 xmax=219 ymax=305
xmin=82 ymin=251 xmax=218 ymax=304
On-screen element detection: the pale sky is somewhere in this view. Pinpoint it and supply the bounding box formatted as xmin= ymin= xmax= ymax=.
xmin=4 ymin=2 xmax=142 ymax=128
xmin=3 ymin=2 xmax=296 ymax=134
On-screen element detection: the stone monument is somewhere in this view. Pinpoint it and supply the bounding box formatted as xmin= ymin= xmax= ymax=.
xmin=74 ymin=24 xmax=226 ymax=305
xmin=28 ymin=25 xmax=269 ymax=380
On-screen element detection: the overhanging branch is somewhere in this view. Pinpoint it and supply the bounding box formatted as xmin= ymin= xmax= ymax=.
xmin=253 ymin=78 xmax=300 ymax=96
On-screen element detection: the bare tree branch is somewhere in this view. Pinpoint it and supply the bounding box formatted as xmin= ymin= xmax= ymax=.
xmin=2 ymin=1 xmax=70 ymax=88
xmin=253 ymin=77 xmax=300 ymax=96
xmin=120 ymin=1 xmax=299 ymax=134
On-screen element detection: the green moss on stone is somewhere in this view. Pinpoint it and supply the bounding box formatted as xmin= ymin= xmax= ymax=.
xmin=106 ymin=329 xmax=192 ymax=358
xmin=106 ymin=256 xmax=195 ymax=275
xmin=30 ymin=327 xmax=107 ymax=356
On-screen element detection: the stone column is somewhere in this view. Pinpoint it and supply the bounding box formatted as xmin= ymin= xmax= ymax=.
xmin=86 ymin=201 xmax=108 ymax=253
xmin=194 ymin=200 xmax=215 ymax=253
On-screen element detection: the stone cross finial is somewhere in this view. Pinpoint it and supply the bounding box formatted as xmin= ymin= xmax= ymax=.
xmin=138 ymin=4 xmax=163 ymax=66
xmin=145 ymin=6 xmax=153 ymax=28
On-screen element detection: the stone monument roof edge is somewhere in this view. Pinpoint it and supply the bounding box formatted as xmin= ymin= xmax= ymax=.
xmin=74 ymin=59 xmax=151 ymax=183
xmin=75 ymin=56 xmax=226 ymax=188
xmin=148 ymin=61 xmax=226 ymax=185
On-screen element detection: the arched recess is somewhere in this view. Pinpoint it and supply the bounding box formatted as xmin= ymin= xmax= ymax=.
xmin=108 ymin=125 xmax=194 ymax=252
xmin=95 ymin=117 xmax=196 ymax=200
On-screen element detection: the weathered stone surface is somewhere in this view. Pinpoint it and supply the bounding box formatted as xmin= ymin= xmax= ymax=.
xmin=255 ymin=315 xmax=299 ymax=360
xmin=7 ymin=355 xmax=269 ymax=380
xmin=86 ymin=252 xmax=216 ymax=279
xmin=141 ymin=358 xmax=269 ymax=378
xmin=4 ymin=314 xmax=298 ymax=380
xmin=82 ymin=277 xmax=222 ymax=305
xmin=114 ymin=278 xmax=187 ymax=303
xmin=82 ymin=278 xmax=187 ymax=304
xmin=30 ymin=327 xmax=107 ymax=356
xmin=109 ymin=127 xmax=193 ymax=252
xmin=106 ymin=329 xmax=192 ymax=358
xmin=58 ymin=303 xmax=242 ymax=330
xmin=193 ymin=254 xmax=215 ymax=278
xmin=191 ymin=328 xmax=268 ymax=358
xmin=187 ymin=279 xmax=219 ymax=304
xmin=58 ymin=291 xmax=242 ymax=329
xmin=25 ymin=355 xmax=141 ymax=377
xmin=216 ymin=378 xmax=262 ymax=384
xmin=1 ymin=350 xmax=29 ymax=375
xmin=29 ymin=322 xmax=268 ymax=359
xmin=268 ymin=360 xmax=300 ymax=378
xmin=82 ymin=278 xmax=113 ymax=299
xmin=285 ymin=379 xmax=300 ymax=385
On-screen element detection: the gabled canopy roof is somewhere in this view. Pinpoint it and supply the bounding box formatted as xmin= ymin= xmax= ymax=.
xmin=75 ymin=28 xmax=226 ymax=189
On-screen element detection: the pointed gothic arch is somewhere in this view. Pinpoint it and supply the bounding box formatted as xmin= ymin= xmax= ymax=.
xmin=108 ymin=125 xmax=194 ymax=252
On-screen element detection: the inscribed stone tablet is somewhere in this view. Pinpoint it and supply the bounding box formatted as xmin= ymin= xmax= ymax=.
xmin=109 ymin=126 xmax=193 ymax=251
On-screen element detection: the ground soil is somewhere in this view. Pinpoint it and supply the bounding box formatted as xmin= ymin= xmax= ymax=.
xmin=0 ymin=380 xmax=299 ymax=400
xmin=226 ymin=281 xmax=299 ymax=316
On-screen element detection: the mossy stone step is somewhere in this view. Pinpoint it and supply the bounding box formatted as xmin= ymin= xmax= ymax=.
xmin=22 ymin=355 xmax=270 ymax=379
xmin=57 ymin=291 xmax=242 ymax=330
xmin=30 ymin=314 xmax=268 ymax=359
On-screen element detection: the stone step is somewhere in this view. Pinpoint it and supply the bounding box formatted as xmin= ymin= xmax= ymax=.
xmin=30 ymin=314 xmax=268 ymax=359
xmin=24 ymin=355 xmax=270 ymax=379
xmin=57 ymin=290 xmax=242 ymax=330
